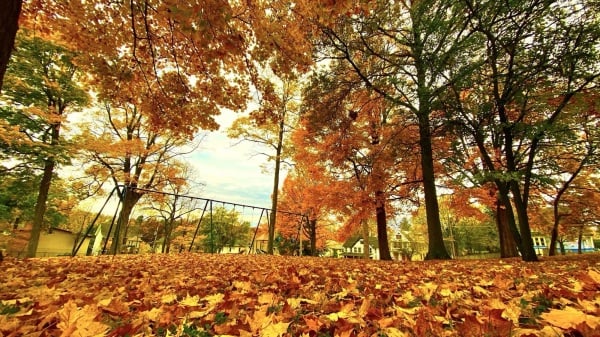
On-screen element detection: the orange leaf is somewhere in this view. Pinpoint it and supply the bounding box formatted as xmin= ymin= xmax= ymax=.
xmin=540 ymin=307 xmax=600 ymax=329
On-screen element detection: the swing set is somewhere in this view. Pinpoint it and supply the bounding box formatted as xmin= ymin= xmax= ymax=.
xmin=73 ymin=185 xmax=308 ymax=256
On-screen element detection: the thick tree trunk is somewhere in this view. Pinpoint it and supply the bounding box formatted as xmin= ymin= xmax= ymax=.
xmin=496 ymin=198 xmax=520 ymax=258
xmin=26 ymin=121 xmax=61 ymax=258
xmin=362 ymin=220 xmax=369 ymax=259
xmin=26 ymin=159 xmax=55 ymax=257
xmin=0 ymin=0 xmax=22 ymax=92
xmin=109 ymin=187 xmax=142 ymax=254
xmin=375 ymin=191 xmax=392 ymax=260
xmin=496 ymin=190 xmax=521 ymax=258
xmin=510 ymin=183 xmax=538 ymax=262
xmin=418 ymin=114 xmax=451 ymax=260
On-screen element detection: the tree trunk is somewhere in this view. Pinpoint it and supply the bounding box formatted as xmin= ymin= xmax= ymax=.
xmin=548 ymin=218 xmax=559 ymax=257
xmin=362 ymin=220 xmax=369 ymax=259
xmin=510 ymin=183 xmax=538 ymax=262
xmin=309 ymin=218 xmax=317 ymax=256
xmin=559 ymin=240 xmax=565 ymax=255
xmin=577 ymin=225 xmax=583 ymax=254
xmin=26 ymin=159 xmax=55 ymax=257
xmin=267 ymin=117 xmax=285 ymax=254
xmin=375 ymin=191 xmax=392 ymax=260
xmin=109 ymin=187 xmax=142 ymax=254
xmin=418 ymin=113 xmax=451 ymax=260
xmin=496 ymin=199 xmax=519 ymax=258
xmin=26 ymin=121 xmax=61 ymax=258
xmin=0 ymin=0 xmax=22 ymax=92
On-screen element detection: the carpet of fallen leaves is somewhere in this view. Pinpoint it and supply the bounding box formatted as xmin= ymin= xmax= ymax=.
xmin=1 ymin=254 xmax=599 ymax=337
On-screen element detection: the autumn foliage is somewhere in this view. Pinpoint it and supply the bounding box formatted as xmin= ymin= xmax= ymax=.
xmin=1 ymin=253 xmax=600 ymax=336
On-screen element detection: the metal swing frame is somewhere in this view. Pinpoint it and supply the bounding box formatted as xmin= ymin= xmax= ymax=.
xmin=72 ymin=185 xmax=309 ymax=256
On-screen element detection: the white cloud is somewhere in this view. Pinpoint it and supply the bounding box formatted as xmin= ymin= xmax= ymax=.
xmin=183 ymin=111 xmax=281 ymax=209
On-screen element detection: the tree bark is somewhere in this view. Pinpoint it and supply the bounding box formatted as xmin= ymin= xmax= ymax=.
xmin=496 ymin=201 xmax=519 ymax=258
xmin=267 ymin=116 xmax=285 ymax=254
xmin=26 ymin=159 xmax=55 ymax=257
xmin=375 ymin=191 xmax=392 ymax=260
xmin=0 ymin=0 xmax=22 ymax=92
xmin=548 ymin=217 xmax=559 ymax=256
xmin=308 ymin=218 xmax=317 ymax=256
xmin=418 ymin=113 xmax=451 ymax=260
xmin=26 ymin=120 xmax=61 ymax=258
xmin=510 ymin=183 xmax=538 ymax=261
xmin=577 ymin=225 xmax=583 ymax=254
xmin=362 ymin=220 xmax=370 ymax=259
xmin=109 ymin=187 xmax=142 ymax=254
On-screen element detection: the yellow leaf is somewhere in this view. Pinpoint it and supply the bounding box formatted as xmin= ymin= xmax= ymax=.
xmin=180 ymin=294 xmax=200 ymax=307
xmin=13 ymin=308 xmax=33 ymax=317
xmin=587 ymin=268 xmax=600 ymax=284
xmin=203 ymin=293 xmax=225 ymax=307
xmin=233 ymin=280 xmax=253 ymax=292
xmin=577 ymin=298 xmax=598 ymax=314
xmin=260 ymin=322 xmax=290 ymax=337
xmin=568 ymin=278 xmax=583 ymax=292
xmin=286 ymin=297 xmax=316 ymax=309
xmin=486 ymin=298 xmax=506 ymax=310
xmin=161 ymin=293 xmax=177 ymax=304
xmin=512 ymin=326 xmax=564 ymax=337
xmin=395 ymin=306 xmax=420 ymax=315
xmin=417 ymin=282 xmax=437 ymax=301
xmin=258 ymin=292 xmax=277 ymax=305
xmin=501 ymin=301 xmax=521 ymax=325
xmin=142 ymin=307 xmax=163 ymax=322
xmin=541 ymin=306 xmax=600 ymax=329
xmin=472 ymin=285 xmax=490 ymax=297
xmin=380 ymin=328 xmax=408 ymax=337
xmin=438 ymin=288 xmax=452 ymax=297
xmin=56 ymin=300 xmax=109 ymax=337
xmin=359 ymin=296 xmax=371 ymax=317
xmin=326 ymin=311 xmax=348 ymax=322
xmin=395 ymin=291 xmax=416 ymax=306
xmin=97 ymin=298 xmax=112 ymax=307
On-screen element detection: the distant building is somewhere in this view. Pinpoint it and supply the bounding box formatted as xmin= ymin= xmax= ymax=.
xmin=532 ymin=234 xmax=596 ymax=256
xmin=342 ymin=232 xmax=427 ymax=261
xmin=2 ymin=225 xmax=96 ymax=257
xmin=342 ymin=236 xmax=380 ymax=259
xmin=252 ymin=233 xmax=270 ymax=254
xmin=322 ymin=240 xmax=344 ymax=258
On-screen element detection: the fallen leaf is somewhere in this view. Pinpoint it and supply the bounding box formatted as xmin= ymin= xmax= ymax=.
xmin=540 ymin=306 xmax=600 ymax=329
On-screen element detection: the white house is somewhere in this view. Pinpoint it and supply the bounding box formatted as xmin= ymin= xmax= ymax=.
xmin=342 ymin=236 xmax=380 ymax=259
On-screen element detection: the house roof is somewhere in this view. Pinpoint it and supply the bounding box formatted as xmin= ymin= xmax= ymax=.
xmin=343 ymin=236 xmax=379 ymax=249
xmin=49 ymin=227 xmax=96 ymax=238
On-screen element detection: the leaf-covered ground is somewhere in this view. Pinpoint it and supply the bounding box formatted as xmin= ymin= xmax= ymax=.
xmin=1 ymin=254 xmax=599 ymax=337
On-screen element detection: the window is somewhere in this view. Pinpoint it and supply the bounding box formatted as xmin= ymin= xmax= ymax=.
xmin=358 ymin=247 xmax=362 ymax=253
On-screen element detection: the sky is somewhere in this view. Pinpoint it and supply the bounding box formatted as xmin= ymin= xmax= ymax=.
xmin=182 ymin=110 xmax=280 ymax=210
xmin=69 ymin=108 xmax=281 ymax=218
